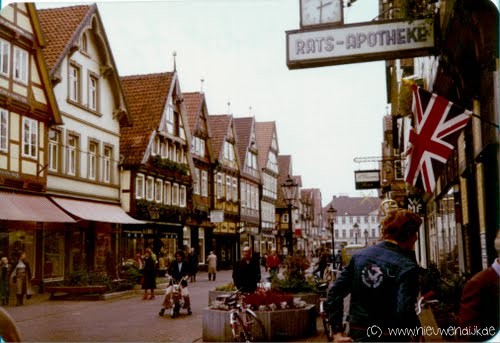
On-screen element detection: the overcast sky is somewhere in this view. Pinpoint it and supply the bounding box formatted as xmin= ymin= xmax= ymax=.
xmin=18 ymin=0 xmax=497 ymax=205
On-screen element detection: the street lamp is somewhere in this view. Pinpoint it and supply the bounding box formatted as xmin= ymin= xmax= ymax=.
xmin=353 ymin=223 xmax=359 ymax=244
xmin=327 ymin=203 xmax=337 ymax=258
xmin=282 ymin=175 xmax=298 ymax=256
xmin=364 ymin=229 xmax=368 ymax=246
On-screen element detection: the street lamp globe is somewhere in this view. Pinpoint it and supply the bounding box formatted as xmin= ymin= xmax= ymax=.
xmin=281 ymin=175 xmax=298 ymax=256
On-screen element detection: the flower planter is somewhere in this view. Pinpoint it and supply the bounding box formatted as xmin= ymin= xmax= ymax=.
xmin=208 ymin=290 xmax=231 ymax=305
xmin=202 ymin=304 xmax=316 ymax=342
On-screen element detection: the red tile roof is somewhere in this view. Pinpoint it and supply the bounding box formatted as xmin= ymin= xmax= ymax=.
xmin=233 ymin=117 xmax=254 ymax=172
xmin=120 ymin=72 xmax=174 ymax=166
xmin=255 ymin=121 xmax=277 ymax=172
xmin=325 ymin=195 xmax=382 ymax=217
xmin=208 ymin=114 xmax=232 ymax=161
xmin=183 ymin=92 xmax=203 ymax=132
xmin=37 ymin=5 xmax=94 ymax=74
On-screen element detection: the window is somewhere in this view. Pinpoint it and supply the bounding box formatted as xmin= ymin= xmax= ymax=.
xmin=201 ymin=170 xmax=208 ymax=197
xmin=232 ymin=177 xmax=238 ymax=201
xmin=172 ymin=183 xmax=179 ymax=205
xmin=225 ymin=175 xmax=232 ymax=200
xmin=342 ymin=217 xmax=346 ymax=224
xmin=88 ymin=75 xmax=98 ymax=111
xmin=240 ymin=182 xmax=246 ymax=207
xmin=164 ymin=182 xmax=171 ymax=205
xmin=364 ymin=216 xmax=369 ymax=224
xmin=165 ymin=99 xmax=174 ymax=134
xmin=67 ymin=134 xmax=78 ymax=175
xmin=0 ymin=39 xmax=10 ymax=76
xmin=161 ymin=141 xmax=168 ymax=158
xmin=180 ymin=186 xmax=186 ymax=207
xmin=22 ymin=117 xmax=37 ymax=158
xmin=13 ymin=47 xmax=28 ymax=84
xmin=152 ymin=136 xmax=160 ymax=156
xmin=81 ymin=33 xmax=88 ymax=52
xmin=88 ymin=141 xmax=98 ymax=180
xmin=335 ymin=229 xmax=339 ymax=238
xmin=155 ymin=179 xmax=163 ymax=203
xmin=193 ymin=168 xmax=200 ymax=195
xmin=146 ymin=176 xmax=154 ymax=201
xmin=69 ymin=64 xmax=80 ymax=102
xmin=0 ymin=108 xmax=7 ymax=152
xmin=342 ymin=230 xmax=346 ymax=238
xmin=216 ymin=173 xmax=223 ymax=199
xmin=136 ymin=174 xmax=145 ymax=199
xmin=283 ymin=213 xmax=289 ymax=223
xmin=103 ymin=146 xmax=112 ymax=183
xmin=48 ymin=129 xmax=60 ymax=172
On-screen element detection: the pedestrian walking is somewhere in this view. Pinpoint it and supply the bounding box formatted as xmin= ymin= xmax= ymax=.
xmin=266 ymin=248 xmax=280 ymax=279
xmin=334 ymin=250 xmax=343 ymax=270
xmin=1 ymin=257 xmax=10 ymax=306
xmin=141 ymin=249 xmax=156 ymax=300
xmin=313 ymin=248 xmax=329 ymax=279
xmin=458 ymin=232 xmax=500 ymax=342
xmin=232 ymin=246 xmax=261 ymax=293
xmin=206 ymin=251 xmax=217 ymax=281
xmin=10 ymin=251 xmax=33 ymax=306
xmin=325 ymin=208 xmax=422 ymax=342
xmin=188 ymin=247 xmax=198 ymax=282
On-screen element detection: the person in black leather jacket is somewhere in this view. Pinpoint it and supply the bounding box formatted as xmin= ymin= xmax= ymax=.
xmin=326 ymin=208 xmax=422 ymax=342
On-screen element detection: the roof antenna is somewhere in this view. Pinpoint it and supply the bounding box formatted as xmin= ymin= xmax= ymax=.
xmin=200 ymin=78 xmax=205 ymax=94
xmin=227 ymin=101 xmax=231 ymax=114
xmin=173 ymin=51 xmax=177 ymax=72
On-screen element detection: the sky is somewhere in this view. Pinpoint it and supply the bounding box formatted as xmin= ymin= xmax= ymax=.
xmin=11 ymin=0 xmax=498 ymax=206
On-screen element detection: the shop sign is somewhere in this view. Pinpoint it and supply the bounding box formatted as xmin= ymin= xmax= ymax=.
xmin=287 ymin=17 xmax=437 ymax=69
xmin=405 ymin=195 xmax=425 ymax=215
xmin=210 ymin=210 xmax=224 ymax=223
xmin=355 ymin=170 xmax=381 ymax=189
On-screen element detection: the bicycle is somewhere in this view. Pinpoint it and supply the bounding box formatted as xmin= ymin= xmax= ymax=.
xmin=315 ymin=276 xmax=333 ymax=342
xmin=222 ymin=290 xmax=266 ymax=342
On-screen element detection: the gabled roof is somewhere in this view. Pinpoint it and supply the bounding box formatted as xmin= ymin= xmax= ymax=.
xmin=120 ymin=72 xmax=174 ymax=166
xmin=276 ymin=155 xmax=292 ymax=208
xmin=208 ymin=114 xmax=232 ymax=161
xmin=233 ymin=117 xmax=255 ymax=173
xmin=326 ymin=195 xmax=382 ymax=217
xmin=183 ymin=92 xmax=204 ymax=133
xmin=37 ymin=4 xmax=93 ymax=74
xmin=255 ymin=121 xmax=277 ymax=171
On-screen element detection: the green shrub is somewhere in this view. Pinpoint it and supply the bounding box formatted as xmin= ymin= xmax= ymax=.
xmin=215 ymin=282 xmax=236 ymax=291
xmin=66 ymin=269 xmax=112 ymax=289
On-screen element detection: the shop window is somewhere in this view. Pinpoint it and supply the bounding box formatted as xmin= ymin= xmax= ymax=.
xmin=43 ymin=230 xmax=65 ymax=280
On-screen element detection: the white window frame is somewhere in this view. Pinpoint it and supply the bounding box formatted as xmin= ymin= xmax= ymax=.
xmin=69 ymin=64 xmax=80 ymax=102
xmin=164 ymin=181 xmax=171 ymax=205
xmin=88 ymin=141 xmax=98 ymax=180
xmin=22 ymin=117 xmax=37 ymax=159
xmin=0 ymin=108 xmax=8 ymax=152
xmin=161 ymin=141 xmax=167 ymax=158
xmin=88 ymin=75 xmax=98 ymax=111
xmin=172 ymin=183 xmax=179 ymax=206
xmin=155 ymin=179 xmax=163 ymax=203
xmin=201 ymin=170 xmax=208 ymax=197
xmin=180 ymin=185 xmax=186 ymax=207
xmin=165 ymin=100 xmax=174 ymax=134
xmin=146 ymin=176 xmax=154 ymax=201
xmin=225 ymin=175 xmax=232 ymax=200
xmin=135 ymin=174 xmax=145 ymax=199
xmin=48 ymin=129 xmax=60 ymax=172
xmin=67 ymin=134 xmax=78 ymax=175
xmin=103 ymin=146 xmax=112 ymax=183
xmin=0 ymin=39 xmax=10 ymax=76
xmin=13 ymin=46 xmax=28 ymax=84
xmin=216 ymin=172 xmax=223 ymax=199
xmin=232 ymin=177 xmax=238 ymax=201
xmin=193 ymin=168 xmax=200 ymax=195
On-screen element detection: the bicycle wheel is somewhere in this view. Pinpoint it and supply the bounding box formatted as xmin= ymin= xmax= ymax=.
xmin=230 ymin=312 xmax=243 ymax=342
xmin=322 ymin=318 xmax=332 ymax=342
xmin=243 ymin=309 xmax=266 ymax=342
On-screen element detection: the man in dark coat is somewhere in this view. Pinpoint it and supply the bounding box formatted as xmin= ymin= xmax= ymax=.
xmin=232 ymin=246 xmax=261 ymax=293
xmin=159 ymin=250 xmax=191 ymax=316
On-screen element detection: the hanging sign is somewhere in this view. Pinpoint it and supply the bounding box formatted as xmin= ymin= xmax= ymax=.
xmin=355 ymin=170 xmax=381 ymax=189
xmin=286 ymin=17 xmax=437 ymax=69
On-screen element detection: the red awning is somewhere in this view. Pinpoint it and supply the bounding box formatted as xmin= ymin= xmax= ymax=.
xmin=0 ymin=191 xmax=76 ymax=223
xmin=51 ymin=197 xmax=145 ymax=224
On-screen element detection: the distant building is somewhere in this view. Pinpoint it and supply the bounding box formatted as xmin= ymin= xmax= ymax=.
xmin=324 ymin=195 xmax=382 ymax=249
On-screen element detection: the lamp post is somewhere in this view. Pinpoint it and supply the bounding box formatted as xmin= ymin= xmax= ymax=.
xmin=282 ymin=175 xmax=298 ymax=256
xmin=364 ymin=229 xmax=368 ymax=246
xmin=353 ymin=223 xmax=359 ymax=244
xmin=327 ymin=203 xmax=337 ymax=258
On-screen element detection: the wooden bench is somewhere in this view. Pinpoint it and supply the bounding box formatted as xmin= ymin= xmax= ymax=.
xmin=45 ymin=286 xmax=107 ymax=300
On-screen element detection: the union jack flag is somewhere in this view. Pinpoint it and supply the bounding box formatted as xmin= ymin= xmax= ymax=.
xmin=404 ymin=84 xmax=472 ymax=194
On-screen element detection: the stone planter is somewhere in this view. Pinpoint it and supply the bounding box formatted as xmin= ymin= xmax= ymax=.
xmin=202 ymin=304 xmax=316 ymax=342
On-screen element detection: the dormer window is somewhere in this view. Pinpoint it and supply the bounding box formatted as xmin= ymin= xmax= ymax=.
xmin=81 ymin=33 xmax=88 ymax=53
xmin=13 ymin=47 xmax=28 ymax=84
